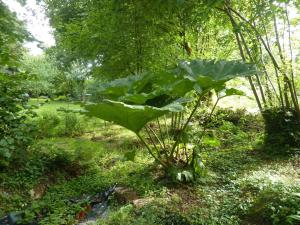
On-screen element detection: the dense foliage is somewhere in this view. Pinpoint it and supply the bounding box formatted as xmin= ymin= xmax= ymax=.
xmin=21 ymin=54 xmax=60 ymax=98
xmin=0 ymin=1 xmax=34 ymax=167
xmin=44 ymin=0 xmax=234 ymax=77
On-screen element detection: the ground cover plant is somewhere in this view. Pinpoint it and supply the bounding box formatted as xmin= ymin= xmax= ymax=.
xmin=1 ymin=101 xmax=300 ymax=225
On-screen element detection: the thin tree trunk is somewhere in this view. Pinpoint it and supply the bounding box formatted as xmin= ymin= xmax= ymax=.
xmin=285 ymin=4 xmax=299 ymax=109
xmin=238 ymin=30 xmax=266 ymax=106
xmin=273 ymin=15 xmax=290 ymax=108
xmin=260 ymin=19 xmax=285 ymax=107
xmin=226 ymin=5 xmax=300 ymax=117
xmin=225 ymin=6 xmax=263 ymax=111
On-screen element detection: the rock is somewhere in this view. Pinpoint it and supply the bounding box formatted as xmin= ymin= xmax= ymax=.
xmin=29 ymin=181 xmax=47 ymax=200
xmin=114 ymin=186 xmax=139 ymax=204
xmin=90 ymin=136 xmax=103 ymax=142
xmin=132 ymin=197 xmax=154 ymax=208
xmin=76 ymin=185 xmax=115 ymax=225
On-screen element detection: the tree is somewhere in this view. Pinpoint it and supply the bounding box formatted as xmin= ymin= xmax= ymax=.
xmin=21 ymin=54 xmax=61 ymax=97
xmin=64 ymin=60 xmax=91 ymax=100
xmin=214 ymin=0 xmax=300 ymax=152
xmin=44 ymin=0 xmax=234 ymax=79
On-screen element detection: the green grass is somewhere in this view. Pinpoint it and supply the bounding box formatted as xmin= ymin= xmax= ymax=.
xmin=29 ymin=99 xmax=83 ymax=115
xmin=1 ymin=100 xmax=299 ymax=225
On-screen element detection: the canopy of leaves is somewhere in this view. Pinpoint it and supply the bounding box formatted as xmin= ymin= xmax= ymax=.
xmin=44 ymin=0 xmax=235 ymax=78
xmin=178 ymin=59 xmax=258 ymax=91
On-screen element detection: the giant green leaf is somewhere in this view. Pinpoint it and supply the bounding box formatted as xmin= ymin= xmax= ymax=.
xmin=119 ymin=91 xmax=161 ymax=105
xmin=178 ymin=60 xmax=257 ymax=90
xmin=81 ymin=98 xmax=188 ymax=133
xmin=95 ymin=59 xmax=256 ymax=106
xmin=119 ymin=78 xmax=194 ymax=106
xmin=156 ymin=78 xmax=194 ymax=98
xmin=98 ymin=70 xmax=194 ymax=106
xmin=96 ymin=73 xmax=154 ymax=100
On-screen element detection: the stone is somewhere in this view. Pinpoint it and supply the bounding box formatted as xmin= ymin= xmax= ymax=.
xmin=29 ymin=181 xmax=47 ymax=200
xmin=114 ymin=186 xmax=139 ymax=204
xmin=132 ymin=197 xmax=154 ymax=208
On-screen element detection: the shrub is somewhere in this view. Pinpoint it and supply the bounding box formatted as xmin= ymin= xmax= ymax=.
xmin=199 ymin=107 xmax=262 ymax=131
xmin=0 ymin=0 xmax=34 ymax=168
xmin=0 ymin=73 xmax=36 ymax=167
xmin=263 ymin=108 xmax=300 ymax=154
xmin=61 ymin=113 xmax=84 ymax=137
xmin=32 ymin=141 xmax=96 ymax=176
xmin=198 ymin=108 xmax=247 ymax=127
xmin=196 ymin=108 xmax=263 ymax=150
xmin=246 ymin=184 xmax=300 ymax=225
xmin=55 ymin=95 xmax=68 ymax=101
xmin=36 ymin=113 xmax=61 ymax=138
xmin=35 ymin=112 xmax=84 ymax=138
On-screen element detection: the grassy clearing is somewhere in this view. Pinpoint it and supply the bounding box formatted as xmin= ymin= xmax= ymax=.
xmin=1 ymin=101 xmax=299 ymax=225
xmin=29 ymin=99 xmax=82 ymax=113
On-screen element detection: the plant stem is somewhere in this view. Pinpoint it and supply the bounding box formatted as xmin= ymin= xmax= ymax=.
xmin=147 ymin=125 xmax=165 ymax=153
xmin=191 ymin=97 xmax=220 ymax=165
xmin=196 ymin=97 xmax=220 ymax=145
xmin=156 ymin=118 xmax=166 ymax=149
xmin=169 ymin=94 xmax=203 ymax=159
xmin=164 ymin=115 xmax=171 ymax=145
xmin=144 ymin=126 xmax=160 ymax=154
xmin=136 ymin=132 xmax=167 ymax=168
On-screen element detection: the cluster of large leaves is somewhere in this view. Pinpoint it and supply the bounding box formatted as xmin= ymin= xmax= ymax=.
xmin=82 ymin=60 xmax=257 ymax=133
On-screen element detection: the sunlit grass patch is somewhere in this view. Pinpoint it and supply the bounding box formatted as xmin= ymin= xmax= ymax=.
xmin=236 ymin=158 xmax=300 ymax=191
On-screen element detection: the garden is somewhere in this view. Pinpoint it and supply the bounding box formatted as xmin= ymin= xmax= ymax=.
xmin=0 ymin=0 xmax=300 ymax=224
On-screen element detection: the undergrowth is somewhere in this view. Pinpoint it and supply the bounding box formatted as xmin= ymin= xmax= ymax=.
xmin=1 ymin=103 xmax=299 ymax=225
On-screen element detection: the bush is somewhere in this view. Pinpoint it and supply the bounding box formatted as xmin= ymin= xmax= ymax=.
xmin=198 ymin=108 xmax=262 ymax=132
xmin=195 ymin=108 xmax=263 ymax=150
xmin=36 ymin=113 xmax=61 ymax=138
xmin=61 ymin=113 xmax=84 ymax=137
xmin=213 ymin=108 xmax=248 ymax=126
xmin=55 ymin=95 xmax=68 ymax=101
xmin=0 ymin=73 xmax=36 ymax=167
xmin=263 ymin=108 xmax=300 ymax=154
xmin=31 ymin=141 xmax=96 ymax=176
xmin=47 ymin=145 xmax=94 ymax=176
xmin=246 ymin=184 xmax=300 ymax=225
xmin=35 ymin=112 xmax=84 ymax=138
